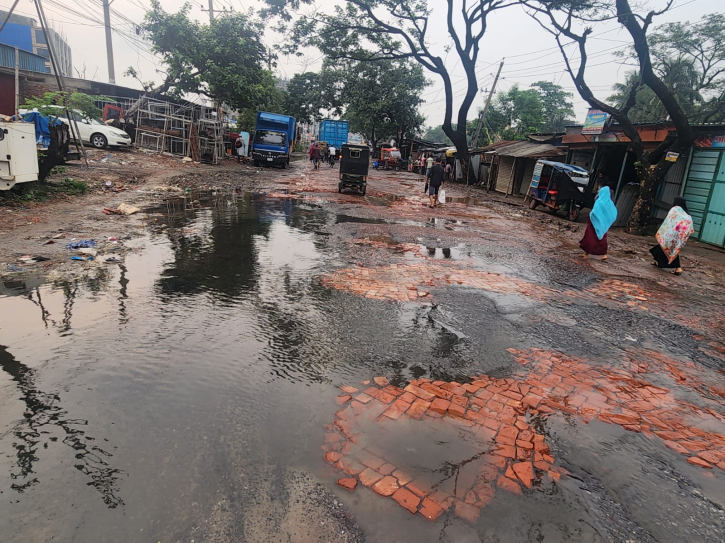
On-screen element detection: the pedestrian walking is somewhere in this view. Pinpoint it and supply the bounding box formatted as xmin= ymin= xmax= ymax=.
xmin=427 ymin=158 xmax=445 ymax=208
xmin=309 ymin=143 xmax=321 ymax=169
xmin=329 ymin=145 xmax=337 ymax=166
xmin=445 ymin=162 xmax=453 ymax=181
xmin=649 ymin=197 xmax=694 ymax=276
xmin=234 ymin=135 xmax=246 ymax=163
xmin=426 ymin=155 xmax=434 ymax=178
xmin=579 ymin=186 xmax=617 ymax=261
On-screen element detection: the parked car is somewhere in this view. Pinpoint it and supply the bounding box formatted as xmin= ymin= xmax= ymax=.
xmin=52 ymin=108 xmax=132 ymax=149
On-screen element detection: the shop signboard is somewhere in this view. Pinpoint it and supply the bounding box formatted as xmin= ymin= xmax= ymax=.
xmin=582 ymin=109 xmax=608 ymax=135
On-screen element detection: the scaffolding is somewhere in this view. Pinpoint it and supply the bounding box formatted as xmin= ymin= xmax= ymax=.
xmin=132 ymin=97 xmax=225 ymax=164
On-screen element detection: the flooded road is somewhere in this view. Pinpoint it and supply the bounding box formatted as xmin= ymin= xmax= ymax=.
xmin=2 ymin=166 xmax=725 ymax=542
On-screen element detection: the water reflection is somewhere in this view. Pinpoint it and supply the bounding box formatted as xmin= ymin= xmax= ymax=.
xmin=0 ymin=345 xmax=124 ymax=507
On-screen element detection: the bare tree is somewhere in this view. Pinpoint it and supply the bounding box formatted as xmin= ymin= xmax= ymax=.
xmin=524 ymin=0 xmax=696 ymax=231
xmin=271 ymin=0 xmax=518 ymax=175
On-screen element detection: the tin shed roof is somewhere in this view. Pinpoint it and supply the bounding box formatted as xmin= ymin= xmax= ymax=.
xmin=493 ymin=141 xmax=566 ymax=158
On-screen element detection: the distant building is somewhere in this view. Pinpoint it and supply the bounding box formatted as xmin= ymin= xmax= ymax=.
xmin=0 ymin=10 xmax=72 ymax=77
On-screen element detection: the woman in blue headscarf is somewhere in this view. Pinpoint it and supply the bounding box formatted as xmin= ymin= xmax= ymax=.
xmin=579 ymin=185 xmax=618 ymax=261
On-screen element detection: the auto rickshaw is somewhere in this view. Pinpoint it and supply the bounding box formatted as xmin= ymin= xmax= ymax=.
xmin=524 ymin=160 xmax=593 ymax=221
xmin=379 ymin=147 xmax=404 ymax=170
xmin=339 ymin=144 xmax=370 ymax=195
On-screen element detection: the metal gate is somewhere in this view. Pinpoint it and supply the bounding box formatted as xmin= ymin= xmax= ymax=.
xmin=699 ymin=151 xmax=725 ymax=246
xmin=495 ymin=156 xmax=514 ymax=194
xmin=683 ymin=150 xmax=722 ymax=242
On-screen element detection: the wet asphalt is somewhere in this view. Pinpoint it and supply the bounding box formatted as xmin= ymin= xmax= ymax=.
xmin=0 ymin=160 xmax=724 ymax=542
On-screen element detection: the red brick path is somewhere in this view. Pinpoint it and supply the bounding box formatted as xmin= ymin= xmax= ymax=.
xmin=324 ymin=347 xmax=725 ymax=522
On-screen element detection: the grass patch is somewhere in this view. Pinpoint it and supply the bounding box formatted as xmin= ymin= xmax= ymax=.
xmin=0 ymin=178 xmax=89 ymax=204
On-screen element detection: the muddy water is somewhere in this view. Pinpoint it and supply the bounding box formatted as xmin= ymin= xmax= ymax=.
xmin=1 ymin=193 xmax=724 ymax=542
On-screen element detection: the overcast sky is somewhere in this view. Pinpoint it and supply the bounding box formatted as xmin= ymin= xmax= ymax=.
xmin=2 ymin=0 xmax=718 ymax=128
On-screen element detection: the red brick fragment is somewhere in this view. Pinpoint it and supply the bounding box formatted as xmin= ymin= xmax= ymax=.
xmin=392 ymin=487 xmax=421 ymax=514
xmin=383 ymin=399 xmax=411 ymax=420
xmin=359 ymin=468 xmax=384 ymax=487
xmin=335 ymin=457 xmax=365 ymax=476
xmin=392 ymin=469 xmax=413 ymax=485
xmin=356 ymin=450 xmax=385 ymax=470
xmin=364 ymin=386 xmax=396 ymax=404
xmin=340 ymin=385 xmax=359 ymax=394
xmin=454 ymin=500 xmax=480 ymax=523
xmin=512 ymin=462 xmax=535 ymax=487
xmin=374 ymin=376 xmax=390 ymax=387
xmin=663 ymin=440 xmax=690 ymax=455
xmin=497 ymin=475 xmax=523 ymax=495
xmin=406 ymin=479 xmax=431 ymax=498
xmin=687 ymin=457 xmax=713 ymax=469
xmin=404 ymin=384 xmax=436 ymax=402
xmin=429 ymin=398 xmax=451 ymax=415
xmin=399 ymin=391 xmax=417 ymax=404
xmin=448 ymin=402 xmax=466 ymax=418
xmin=378 ymin=462 xmax=396 ymax=475
xmin=337 ymin=477 xmax=357 ymax=491
xmin=335 ymin=394 xmax=352 ymax=405
xmin=325 ymin=451 xmax=342 ymax=464
xmin=354 ymin=392 xmax=373 ymax=404
xmin=407 ymin=399 xmax=431 ymax=419
xmin=419 ymin=497 xmax=444 ymax=521
xmin=372 ymin=476 xmax=399 ymax=496
xmin=324 ymin=433 xmax=341 ymax=443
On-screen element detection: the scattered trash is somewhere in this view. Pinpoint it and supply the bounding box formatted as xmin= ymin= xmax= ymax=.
xmin=103 ymin=207 xmax=123 ymax=215
xmin=18 ymin=256 xmax=34 ymax=263
xmin=32 ymin=256 xmax=51 ymax=262
xmin=52 ymin=233 xmax=66 ymax=239
xmin=117 ymin=203 xmax=141 ymax=215
xmin=182 ymin=157 xmax=193 ymax=163
xmin=66 ymin=240 xmax=97 ymax=249
xmin=44 ymin=239 xmax=55 ymax=245
xmin=71 ymin=256 xmax=94 ymax=261
xmin=108 ymin=236 xmax=119 ymax=241
xmin=78 ymin=248 xmax=97 ymax=257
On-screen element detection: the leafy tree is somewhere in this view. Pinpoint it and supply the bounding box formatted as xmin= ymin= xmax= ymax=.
xmin=423 ymin=125 xmax=453 ymax=145
xmin=525 ymin=0 xmax=699 ymax=231
xmin=127 ymin=1 xmax=272 ymax=114
xmin=530 ymin=81 xmax=575 ymax=132
xmin=609 ymin=14 xmax=725 ymax=124
xmin=284 ymin=68 xmax=340 ymax=124
xmin=264 ymin=0 xmax=519 ymax=179
xmin=334 ymin=59 xmax=428 ymax=151
xmin=490 ymin=85 xmax=544 ymax=140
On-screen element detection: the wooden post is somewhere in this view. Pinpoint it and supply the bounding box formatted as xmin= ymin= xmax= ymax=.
xmin=14 ymin=47 xmax=19 ymax=118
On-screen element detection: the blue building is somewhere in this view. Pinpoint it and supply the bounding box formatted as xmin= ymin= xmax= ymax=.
xmin=0 ymin=10 xmax=72 ymax=77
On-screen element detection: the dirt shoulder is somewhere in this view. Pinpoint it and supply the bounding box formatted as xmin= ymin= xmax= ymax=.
xmin=0 ymin=148 xmax=265 ymax=284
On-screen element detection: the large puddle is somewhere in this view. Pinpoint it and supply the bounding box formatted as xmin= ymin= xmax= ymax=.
xmin=1 ymin=193 xmax=724 ymax=542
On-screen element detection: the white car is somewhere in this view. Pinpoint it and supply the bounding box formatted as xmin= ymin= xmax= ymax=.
xmin=55 ymin=112 xmax=132 ymax=149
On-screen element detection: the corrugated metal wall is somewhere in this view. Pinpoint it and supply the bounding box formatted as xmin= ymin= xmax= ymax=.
xmin=614 ymin=184 xmax=639 ymax=227
xmin=683 ymin=149 xmax=721 ymax=237
xmin=495 ymin=156 xmax=515 ymax=193
xmin=0 ymin=43 xmax=49 ymax=73
xmin=652 ymin=150 xmax=689 ymax=219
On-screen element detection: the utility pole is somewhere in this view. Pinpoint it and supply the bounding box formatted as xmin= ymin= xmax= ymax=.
xmin=102 ymin=0 xmax=115 ymax=83
xmin=14 ymin=47 xmax=19 ymax=117
xmin=472 ymin=60 xmax=504 ymax=149
xmin=202 ymin=0 xmax=215 ymax=22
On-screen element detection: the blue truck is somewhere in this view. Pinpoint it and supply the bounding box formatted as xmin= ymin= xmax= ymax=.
xmin=252 ymin=112 xmax=297 ymax=168
xmin=318 ymin=119 xmax=349 ymax=157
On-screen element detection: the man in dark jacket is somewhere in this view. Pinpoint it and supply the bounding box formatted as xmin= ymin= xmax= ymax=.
xmin=427 ymin=158 xmax=445 ymax=208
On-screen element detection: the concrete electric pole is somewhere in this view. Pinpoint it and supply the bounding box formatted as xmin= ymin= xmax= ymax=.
xmin=102 ymin=0 xmax=116 ymax=83
xmin=207 ymin=0 xmax=215 ymax=22
xmin=472 ymin=60 xmax=504 ymax=149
